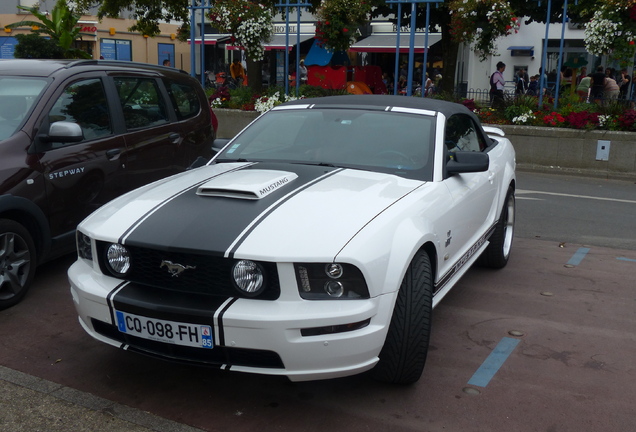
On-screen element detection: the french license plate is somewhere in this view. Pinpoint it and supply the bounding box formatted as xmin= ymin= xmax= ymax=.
xmin=115 ymin=310 xmax=213 ymax=349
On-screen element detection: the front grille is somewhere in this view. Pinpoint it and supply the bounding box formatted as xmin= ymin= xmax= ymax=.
xmin=97 ymin=243 xmax=280 ymax=300
xmin=92 ymin=319 xmax=285 ymax=369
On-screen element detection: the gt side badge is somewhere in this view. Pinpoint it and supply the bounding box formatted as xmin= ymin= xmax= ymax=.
xmin=445 ymin=230 xmax=452 ymax=247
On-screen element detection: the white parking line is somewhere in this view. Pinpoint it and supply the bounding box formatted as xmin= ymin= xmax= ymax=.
xmin=517 ymin=189 xmax=636 ymax=204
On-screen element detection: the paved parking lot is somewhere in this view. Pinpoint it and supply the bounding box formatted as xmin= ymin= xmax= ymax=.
xmin=1 ymin=235 xmax=634 ymax=431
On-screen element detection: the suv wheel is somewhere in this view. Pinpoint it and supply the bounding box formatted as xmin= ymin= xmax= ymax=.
xmin=0 ymin=219 xmax=37 ymax=310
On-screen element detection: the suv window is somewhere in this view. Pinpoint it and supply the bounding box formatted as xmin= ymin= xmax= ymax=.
xmin=48 ymin=78 xmax=113 ymax=142
xmin=167 ymin=80 xmax=201 ymax=120
xmin=0 ymin=77 xmax=48 ymax=140
xmin=114 ymin=77 xmax=169 ymax=129
xmin=445 ymin=114 xmax=487 ymax=152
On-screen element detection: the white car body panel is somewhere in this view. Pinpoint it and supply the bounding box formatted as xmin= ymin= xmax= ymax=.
xmin=233 ymin=169 xmax=425 ymax=263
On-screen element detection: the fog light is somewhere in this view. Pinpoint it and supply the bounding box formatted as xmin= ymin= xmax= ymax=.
xmin=325 ymin=263 xmax=343 ymax=279
xmin=233 ymin=260 xmax=264 ymax=296
xmin=324 ymin=281 xmax=344 ymax=297
xmin=106 ymin=244 xmax=130 ymax=275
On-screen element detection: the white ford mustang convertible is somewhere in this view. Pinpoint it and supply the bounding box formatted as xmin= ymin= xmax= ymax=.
xmin=69 ymin=95 xmax=516 ymax=384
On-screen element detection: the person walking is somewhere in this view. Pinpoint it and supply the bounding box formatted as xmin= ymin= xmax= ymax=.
xmin=298 ymin=59 xmax=308 ymax=84
xmin=490 ymin=61 xmax=506 ymax=108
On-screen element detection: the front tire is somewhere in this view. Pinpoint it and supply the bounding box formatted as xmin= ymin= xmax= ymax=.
xmin=372 ymin=250 xmax=433 ymax=384
xmin=0 ymin=219 xmax=37 ymax=310
xmin=478 ymin=186 xmax=515 ymax=268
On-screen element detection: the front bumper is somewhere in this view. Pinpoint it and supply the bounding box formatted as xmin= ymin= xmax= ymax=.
xmin=69 ymin=259 xmax=396 ymax=381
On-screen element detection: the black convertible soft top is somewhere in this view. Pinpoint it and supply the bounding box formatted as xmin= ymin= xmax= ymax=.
xmin=281 ymin=94 xmax=475 ymax=119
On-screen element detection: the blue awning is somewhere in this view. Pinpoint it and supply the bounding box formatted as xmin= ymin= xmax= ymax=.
xmin=304 ymin=39 xmax=333 ymax=66
xmin=507 ymin=46 xmax=534 ymax=50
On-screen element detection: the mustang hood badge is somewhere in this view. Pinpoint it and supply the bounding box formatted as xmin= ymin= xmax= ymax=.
xmin=160 ymin=260 xmax=196 ymax=277
xmin=196 ymin=169 xmax=299 ymax=200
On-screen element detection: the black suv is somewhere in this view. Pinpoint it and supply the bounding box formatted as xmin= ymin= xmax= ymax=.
xmin=0 ymin=59 xmax=217 ymax=309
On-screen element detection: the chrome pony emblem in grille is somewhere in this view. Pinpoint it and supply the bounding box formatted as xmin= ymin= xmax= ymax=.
xmin=160 ymin=260 xmax=196 ymax=277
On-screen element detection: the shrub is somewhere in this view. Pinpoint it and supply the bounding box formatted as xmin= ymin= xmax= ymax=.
xmin=618 ymin=109 xmax=636 ymax=131
xmin=209 ymin=87 xmax=231 ymax=108
xmin=564 ymin=111 xmax=599 ymax=129
xmin=228 ymin=86 xmax=256 ymax=110
xmin=543 ymin=112 xmax=566 ymax=127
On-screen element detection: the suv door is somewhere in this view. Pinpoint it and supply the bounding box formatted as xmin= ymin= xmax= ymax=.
xmin=34 ymin=75 xmax=127 ymax=247
xmin=112 ymin=76 xmax=183 ymax=190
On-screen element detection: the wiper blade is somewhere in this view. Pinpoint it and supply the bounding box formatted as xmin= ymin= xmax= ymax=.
xmin=292 ymin=161 xmax=337 ymax=167
xmin=215 ymin=158 xmax=251 ymax=163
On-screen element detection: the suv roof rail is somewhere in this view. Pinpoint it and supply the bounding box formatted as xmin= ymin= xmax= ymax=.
xmin=64 ymin=59 xmax=188 ymax=75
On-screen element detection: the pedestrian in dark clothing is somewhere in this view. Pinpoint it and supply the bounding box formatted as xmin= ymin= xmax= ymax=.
xmin=515 ymin=69 xmax=528 ymax=95
xmin=590 ymin=65 xmax=607 ymax=103
xmin=618 ymin=68 xmax=630 ymax=99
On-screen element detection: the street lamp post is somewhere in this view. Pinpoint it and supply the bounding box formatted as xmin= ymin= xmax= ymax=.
xmin=386 ymin=0 xmax=441 ymax=97
xmin=538 ymin=0 xmax=575 ymax=109
xmin=275 ymin=0 xmax=311 ymax=96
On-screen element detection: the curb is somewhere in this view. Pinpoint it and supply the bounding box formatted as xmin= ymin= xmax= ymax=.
xmin=0 ymin=366 xmax=203 ymax=432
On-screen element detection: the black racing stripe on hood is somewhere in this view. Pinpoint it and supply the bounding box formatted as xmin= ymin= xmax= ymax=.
xmin=121 ymin=162 xmax=343 ymax=256
xmin=118 ymin=163 xmax=256 ymax=245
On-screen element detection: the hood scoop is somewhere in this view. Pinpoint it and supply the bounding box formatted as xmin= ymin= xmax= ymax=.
xmin=197 ymin=169 xmax=299 ymax=200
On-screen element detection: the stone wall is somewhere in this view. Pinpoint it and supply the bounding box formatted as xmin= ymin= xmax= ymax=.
xmin=213 ymin=109 xmax=636 ymax=180
xmin=496 ymin=125 xmax=635 ymax=180
xmin=215 ymin=109 xmax=260 ymax=142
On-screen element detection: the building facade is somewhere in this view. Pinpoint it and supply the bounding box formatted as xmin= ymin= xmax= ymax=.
xmin=0 ymin=0 xmax=190 ymax=70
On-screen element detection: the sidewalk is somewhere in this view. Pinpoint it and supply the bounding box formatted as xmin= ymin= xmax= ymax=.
xmin=0 ymin=366 xmax=203 ymax=432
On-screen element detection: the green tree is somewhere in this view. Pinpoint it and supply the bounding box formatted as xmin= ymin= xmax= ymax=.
xmin=75 ymin=0 xmax=194 ymax=37
xmin=13 ymin=33 xmax=66 ymax=59
xmin=6 ymin=0 xmax=91 ymax=59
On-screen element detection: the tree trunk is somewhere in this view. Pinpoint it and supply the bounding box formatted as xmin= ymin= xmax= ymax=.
xmin=247 ymin=58 xmax=263 ymax=94
xmin=439 ymin=16 xmax=459 ymax=94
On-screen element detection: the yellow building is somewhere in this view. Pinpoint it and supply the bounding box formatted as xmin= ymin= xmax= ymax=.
xmin=1 ymin=11 xmax=191 ymax=71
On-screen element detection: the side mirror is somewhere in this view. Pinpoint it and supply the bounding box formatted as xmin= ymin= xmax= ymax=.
xmin=187 ymin=156 xmax=208 ymax=170
xmin=212 ymin=138 xmax=231 ymax=154
xmin=446 ymin=151 xmax=489 ymax=175
xmin=39 ymin=121 xmax=84 ymax=143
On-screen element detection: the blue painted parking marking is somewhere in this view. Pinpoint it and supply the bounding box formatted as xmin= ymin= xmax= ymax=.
xmin=567 ymin=247 xmax=590 ymax=266
xmin=617 ymin=257 xmax=636 ymax=263
xmin=468 ymin=337 xmax=520 ymax=388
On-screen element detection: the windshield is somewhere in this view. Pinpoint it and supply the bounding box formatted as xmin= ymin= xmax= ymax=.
xmin=0 ymin=77 xmax=49 ymax=141
xmin=217 ymin=107 xmax=436 ymax=180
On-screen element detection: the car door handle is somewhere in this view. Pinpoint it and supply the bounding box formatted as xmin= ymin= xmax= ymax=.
xmin=169 ymin=133 xmax=181 ymax=144
xmin=488 ymin=171 xmax=496 ymax=183
xmin=106 ymin=149 xmax=121 ymax=160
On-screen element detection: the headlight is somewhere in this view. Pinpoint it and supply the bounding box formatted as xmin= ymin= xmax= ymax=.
xmin=76 ymin=231 xmax=93 ymax=261
xmin=232 ymin=260 xmax=265 ymax=297
xmin=105 ymin=243 xmax=131 ymax=276
xmin=294 ymin=263 xmax=369 ymax=300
